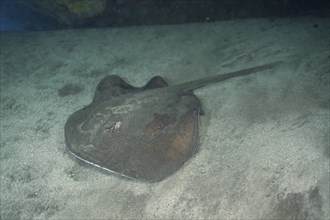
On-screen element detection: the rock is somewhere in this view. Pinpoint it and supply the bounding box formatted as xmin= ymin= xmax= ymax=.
xmin=20 ymin=0 xmax=107 ymax=25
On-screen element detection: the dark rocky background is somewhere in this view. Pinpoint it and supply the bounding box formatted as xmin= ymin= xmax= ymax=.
xmin=1 ymin=0 xmax=329 ymax=31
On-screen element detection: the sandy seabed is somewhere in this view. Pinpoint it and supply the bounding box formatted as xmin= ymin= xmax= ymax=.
xmin=1 ymin=17 xmax=329 ymax=219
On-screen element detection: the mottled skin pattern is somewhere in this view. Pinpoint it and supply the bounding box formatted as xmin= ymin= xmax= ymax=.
xmin=65 ymin=61 xmax=281 ymax=182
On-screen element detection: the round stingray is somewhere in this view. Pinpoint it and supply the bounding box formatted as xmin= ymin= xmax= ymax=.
xmin=65 ymin=62 xmax=281 ymax=182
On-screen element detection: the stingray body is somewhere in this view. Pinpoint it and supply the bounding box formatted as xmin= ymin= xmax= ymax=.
xmin=65 ymin=62 xmax=281 ymax=182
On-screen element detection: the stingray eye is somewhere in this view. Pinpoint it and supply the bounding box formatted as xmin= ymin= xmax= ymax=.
xmin=144 ymin=76 xmax=168 ymax=90
xmin=98 ymin=79 xmax=115 ymax=91
xmin=105 ymin=121 xmax=122 ymax=133
xmin=97 ymin=76 xmax=123 ymax=91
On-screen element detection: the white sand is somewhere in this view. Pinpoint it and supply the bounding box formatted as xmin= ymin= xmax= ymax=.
xmin=1 ymin=17 xmax=329 ymax=219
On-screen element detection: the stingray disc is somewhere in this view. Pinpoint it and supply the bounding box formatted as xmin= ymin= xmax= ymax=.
xmin=65 ymin=76 xmax=201 ymax=182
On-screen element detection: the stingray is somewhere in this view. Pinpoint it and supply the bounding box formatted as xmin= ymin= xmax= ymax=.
xmin=65 ymin=61 xmax=282 ymax=182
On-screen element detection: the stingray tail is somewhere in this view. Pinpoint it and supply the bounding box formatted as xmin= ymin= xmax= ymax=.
xmin=177 ymin=61 xmax=283 ymax=92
